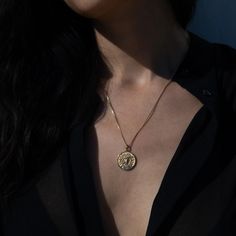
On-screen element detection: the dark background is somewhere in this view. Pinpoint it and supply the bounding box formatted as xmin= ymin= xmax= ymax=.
xmin=188 ymin=0 xmax=236 ymax=48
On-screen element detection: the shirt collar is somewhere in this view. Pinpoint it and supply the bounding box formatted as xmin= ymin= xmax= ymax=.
xmin=173 ymin=30 xmax=220 ymax=115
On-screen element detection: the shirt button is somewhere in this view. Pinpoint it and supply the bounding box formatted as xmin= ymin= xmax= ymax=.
xmin=202 ymin=89 xmax=212 ymax=96
xmin=182 ymin=68 xmax=190 ymax=74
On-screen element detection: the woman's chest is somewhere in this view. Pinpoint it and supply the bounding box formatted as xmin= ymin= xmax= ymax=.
xmin=85 ymin=95 xmax=203 ymax=235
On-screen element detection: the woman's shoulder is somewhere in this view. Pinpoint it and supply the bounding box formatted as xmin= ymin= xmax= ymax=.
xmin=188 ymin=31 xmax=236 ymax=66
xmin=185 ymin=31 xmax=236 ymax=113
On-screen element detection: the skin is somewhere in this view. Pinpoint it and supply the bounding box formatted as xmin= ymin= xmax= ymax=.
xmin=64 ymin=0 xmax=190 ymax=86
xmin=64 ymin=1 xmax=204 ymax=235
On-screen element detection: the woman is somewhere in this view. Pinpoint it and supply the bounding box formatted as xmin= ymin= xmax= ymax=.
xmin=0 ymin=0 xmax=235 ymax=235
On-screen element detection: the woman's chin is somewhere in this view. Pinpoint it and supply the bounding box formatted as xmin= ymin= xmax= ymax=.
xmin=64 ymin=0 xmax=111 ymax=19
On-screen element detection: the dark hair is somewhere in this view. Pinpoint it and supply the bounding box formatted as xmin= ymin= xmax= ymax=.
xmin=0 ymin=0 xmax=197 ymax=202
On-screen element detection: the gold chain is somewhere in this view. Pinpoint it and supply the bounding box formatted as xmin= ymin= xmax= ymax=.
xmin=105 ymin=79 xmax=173 ymax=152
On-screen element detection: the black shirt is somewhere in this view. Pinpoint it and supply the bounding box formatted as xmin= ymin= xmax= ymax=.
xmin=1 ymin=31 xmax=236 ymax=236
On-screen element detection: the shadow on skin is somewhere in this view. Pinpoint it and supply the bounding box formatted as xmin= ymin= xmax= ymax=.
xmin=84 ymin=102 xmax=120 ymax=236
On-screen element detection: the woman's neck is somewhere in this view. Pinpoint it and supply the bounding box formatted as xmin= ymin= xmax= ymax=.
xmin=93 ymin=0 xmax=190 ymax=89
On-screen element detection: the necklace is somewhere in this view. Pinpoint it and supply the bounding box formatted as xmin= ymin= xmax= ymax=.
xmin=105 ymin=79 xmax=173 ymax=171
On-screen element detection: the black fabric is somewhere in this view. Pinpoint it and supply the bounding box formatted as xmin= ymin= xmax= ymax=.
xmin=1 ymin=31 xmax=236 ymax=236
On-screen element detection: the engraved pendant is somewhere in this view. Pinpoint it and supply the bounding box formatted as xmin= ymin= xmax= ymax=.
xmin=117 ymin=150 xmax=137 ymax=171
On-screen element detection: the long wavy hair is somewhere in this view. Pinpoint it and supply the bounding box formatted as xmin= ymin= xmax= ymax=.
xmin=0 ymin=0 xmax=197 ymax=202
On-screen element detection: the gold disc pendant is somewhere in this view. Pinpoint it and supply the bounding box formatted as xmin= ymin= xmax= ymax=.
xmin=117 ymin=150 xmax=137 ymax=171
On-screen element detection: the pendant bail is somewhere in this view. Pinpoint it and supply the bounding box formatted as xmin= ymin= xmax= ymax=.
xmin=126 ymin=145 xmax=131 ymax=151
